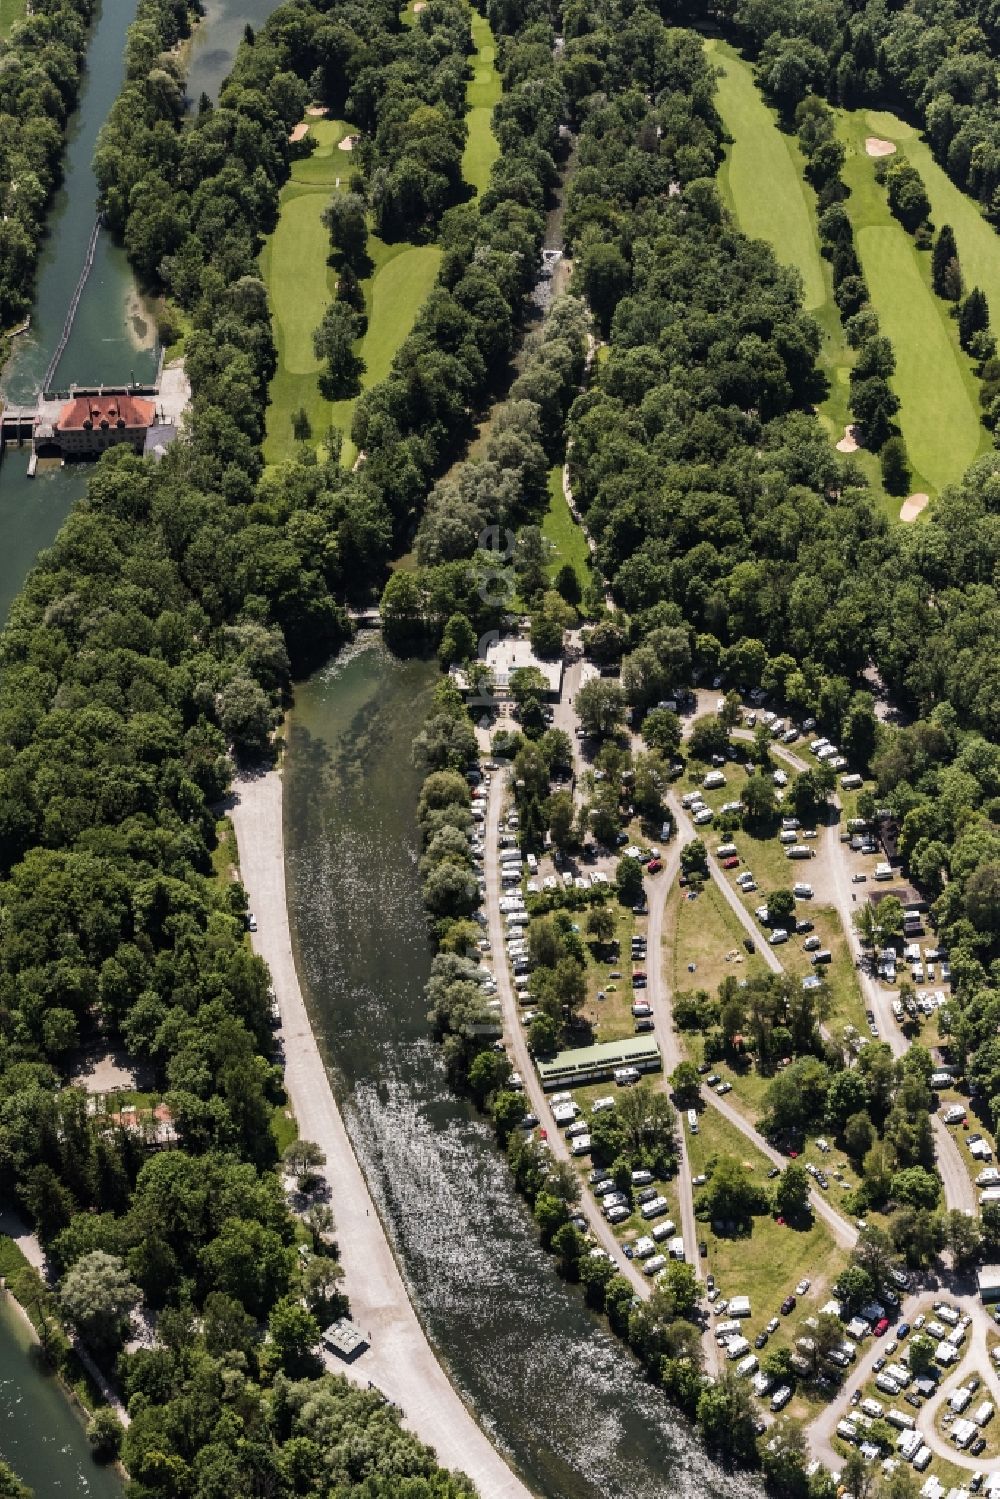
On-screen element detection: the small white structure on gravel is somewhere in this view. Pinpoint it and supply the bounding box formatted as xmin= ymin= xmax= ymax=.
xmin=322 ymin=1317 xmax=369 ymax=1362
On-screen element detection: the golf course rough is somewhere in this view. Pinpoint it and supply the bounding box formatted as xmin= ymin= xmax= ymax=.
xmin=261 ymin=5 xmax=503 ymax=467
xmin=706 ymin=39 xmax=994 ymax=512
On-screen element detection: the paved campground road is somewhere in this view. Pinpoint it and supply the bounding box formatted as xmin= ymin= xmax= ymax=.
xmin=644 ymin=835 xmax=720 ymax=1373
xmin=484 ymin=776 xmax=650 ymax=1300
xmin=231 ymin=769 xmax=531 ymax=1499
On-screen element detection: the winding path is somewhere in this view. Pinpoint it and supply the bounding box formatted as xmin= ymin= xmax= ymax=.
xmin=230 ymin=768 xmax=531 ymax=1498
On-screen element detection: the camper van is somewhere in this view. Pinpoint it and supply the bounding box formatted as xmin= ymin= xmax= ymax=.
xmin=787 ymin=845 xmax=816 ymax=860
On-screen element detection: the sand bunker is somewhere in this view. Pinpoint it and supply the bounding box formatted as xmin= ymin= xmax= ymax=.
xmin=836 ymin=424 xmax=859 ymax=453
xmin=338 ymin=134 xmax=358 ymax=152
xmin=413 ymin=2 xmax=427 ymax=10
xmin=305 ymin=105 xmax=329 ymax=118
xmin=900 ymin=492 xmax=929 ymax=522
xmin=288 ymin=122 xmax=310 ymax=144
xmin=866 ymin=137 xmax=896 ymax=158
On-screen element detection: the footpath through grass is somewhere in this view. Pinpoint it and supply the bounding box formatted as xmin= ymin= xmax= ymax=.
xmin=541 ymin=465 xmax=592 ymax=597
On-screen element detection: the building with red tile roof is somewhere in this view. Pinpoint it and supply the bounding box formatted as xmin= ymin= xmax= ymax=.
xmin=53 ymin=392 xmax=155 ymax=455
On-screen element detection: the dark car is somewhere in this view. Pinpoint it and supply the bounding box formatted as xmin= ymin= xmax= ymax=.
xmin=699 ymin=1240 xmax=708 ymax=1258
xmin=743 ymin=936 xmax=756 ymax=953
xmin=904 ymin=1392 xmax=923 ymax=1410
xmin=781 ymin=1295 xmax=796 ymax=1315
xmin=795 ymin=919 xmax=814 ymax=934
xmin=970 ymin=1437 xmax=987 ymax=1457
xmin=897 ymin=1321 xmax=910 ymax=1339
xmin=755 ymin=1331 xmax=768 ymax=1349
xmin=767 ymin=1166 xmax=780 ymax=1179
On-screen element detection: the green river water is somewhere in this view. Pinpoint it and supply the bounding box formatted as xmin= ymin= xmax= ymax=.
xmin=285 ymin=637 xmax=758 ymax=1499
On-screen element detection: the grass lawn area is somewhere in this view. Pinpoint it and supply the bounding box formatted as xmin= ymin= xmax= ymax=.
xmin=271 ymin=1102 xmax=298 ymax=1155
xmin=704 ymin=40 xmax=887 ymax=506
xmin=864 ymin=109 xmax=1000 ymax=326
xmin=262 ymin=118 xmax=442 ymax=468
xmin=211 ymin=815 xmax=238 ymax=886
xmin=0 ymin=0 xmax=25 ymax=38
xmin=838 ymin=107 xmax=989 ymax=500
xmin=669 ymin=877 xmax=768 ymax=998
xmin=462 ymin=8 xmax=502 ymax=197
xmin=542 ymin=464 xmax=593 ymax=599
xmin=581 ymin=902 xmax=636 ymax=1042
xmin=688 ymin=1107 xmax=846 ymax=1336
xmin=707 ymin=38 xmax=825 ymax=311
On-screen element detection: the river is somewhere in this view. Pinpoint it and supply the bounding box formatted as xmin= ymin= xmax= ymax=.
xmin=0 ymin=0 xmax=251 ymax=1484
xmin=285 ymin=635 xmax=760 ymax=1499
xmin=0 ymin=1297 xmax=122 ymax=1499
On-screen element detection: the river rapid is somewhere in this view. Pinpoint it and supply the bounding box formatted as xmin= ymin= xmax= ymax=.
xmin=284 ymin=635 xmax=763 ymax=1499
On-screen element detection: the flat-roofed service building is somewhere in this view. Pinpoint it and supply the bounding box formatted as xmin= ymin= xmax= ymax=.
xmin=978 ymin=1263 xmax=1000 ymax=1304
xmin=322 ymin=1318 xmax=369 ymax=1362
xmin=538 ymin=1037 xmax=662 ymax=1090
xmin=451 ymin=637 xmax=563 ymax=700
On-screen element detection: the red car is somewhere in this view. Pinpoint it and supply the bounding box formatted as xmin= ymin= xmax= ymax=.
xmin=647 ymin=859 xmax=663 ymax=873
xmin=722 ymin=855 xmax=740 ymax=868
xmin=632 ymin=971 xmax=647 ymax=981
xmin=874 ymin=1317 xmax=889 ymax=1337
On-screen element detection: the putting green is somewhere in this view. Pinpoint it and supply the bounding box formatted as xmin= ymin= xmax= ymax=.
xmin=707 ymin=38 xmax=826 ymax=310
xmin=462 ymin=9 xmax=501 ymax=197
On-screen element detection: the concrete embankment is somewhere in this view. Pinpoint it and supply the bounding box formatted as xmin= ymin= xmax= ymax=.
xmin=230 ymin=766 xmax=532 ymax=1499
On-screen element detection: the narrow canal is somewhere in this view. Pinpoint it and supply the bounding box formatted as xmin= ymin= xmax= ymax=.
xmin=0 ymin=0 xmax=158 ymax=623
xmin=0 ymin=1298 xmax=122 ymax=1499
xmin=0 ymin=0 xmax=263 ymax=1487
xmin=285 ymin=636 xmax=761 ymax=1499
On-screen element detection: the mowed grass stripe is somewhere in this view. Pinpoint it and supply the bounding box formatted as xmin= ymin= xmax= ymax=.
xmin=0 ymin=0 xmax=25 ymax=38
xmin=462 ymin=9 xmax=501 ymax=197
xmin=360 ymin=244 xmax=442 ymax=389
xmin=707 ymin=38 xmax=826 ymax=310
xmin=864 ymin=110 xmax=1000 ymax=325
xmin=856 ymin=224 xmax=981 ymax=493
xmin=268 ymin=190 xmax=334 ymax=375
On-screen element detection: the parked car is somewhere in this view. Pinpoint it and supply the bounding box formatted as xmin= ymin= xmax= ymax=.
xmin=874 ymin=1318 xmax=890 ymax=1337
xmin=781 ymin=1296 xmax=796 ymax=1315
